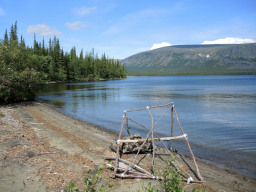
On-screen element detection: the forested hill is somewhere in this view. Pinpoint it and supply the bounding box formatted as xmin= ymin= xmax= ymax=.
xmin=121 ymin=43 xmax=256 ymax=75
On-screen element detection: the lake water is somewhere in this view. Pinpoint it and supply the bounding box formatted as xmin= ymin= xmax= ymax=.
xmin=37 ymin=75 xmax=256 ymax=179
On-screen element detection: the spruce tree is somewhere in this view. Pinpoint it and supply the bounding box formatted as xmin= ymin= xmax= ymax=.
xmin=4 ymin=29 xmax=8 ymax=45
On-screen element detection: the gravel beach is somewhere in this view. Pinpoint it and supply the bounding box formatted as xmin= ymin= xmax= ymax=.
xmin=0 ymin=102 xmax=255 ymax=192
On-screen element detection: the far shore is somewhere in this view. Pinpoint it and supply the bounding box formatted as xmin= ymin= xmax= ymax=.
xmin=0 ymin=101 xmax=255 ymax=191
xmin=45 ymin=77 xmax=126 ymax=84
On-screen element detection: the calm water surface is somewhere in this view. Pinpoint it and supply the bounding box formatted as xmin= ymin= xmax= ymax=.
xmin=37 ymin=75 xmax=256 ymax=179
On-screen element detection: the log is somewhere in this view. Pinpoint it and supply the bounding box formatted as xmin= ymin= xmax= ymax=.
xmin=115 ymin=173 xmax=155 ymax=179
xmin=117 ymin=135 xmax=187 ymax=143
xmin=106 ymin=164 xmax=150 ymax=177
xmin=104 ymin=156 xmax=152 ymax=176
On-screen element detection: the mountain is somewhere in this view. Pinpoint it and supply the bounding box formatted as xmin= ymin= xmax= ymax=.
xmin=121 ymin=43 xmax=256 ymax=75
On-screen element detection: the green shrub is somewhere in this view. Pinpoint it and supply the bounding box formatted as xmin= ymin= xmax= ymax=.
xmin=143 ymin=161 xmax=183 ymax=192
xmin=65 ymin=165 xmax=113 ymax=192
xmin=160 ymin=162 xmax=183 ymax=192
xmin=0 ymin=67 xmax=45 ymax=103
xmin=0 ymin=112 xmax=4 ymax=117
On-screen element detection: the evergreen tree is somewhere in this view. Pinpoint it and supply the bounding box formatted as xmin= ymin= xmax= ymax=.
xmin=9 ymin=21 xmax=18 ymax=44
xmin=4 ymin=29 xmax=8 ymax=45
xmin=0 ymin=21 xmax=127 ymax=103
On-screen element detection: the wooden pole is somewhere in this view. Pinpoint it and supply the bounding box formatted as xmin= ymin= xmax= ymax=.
xmin=125 ymin=113 xmax=130 ymax=135
xmin=170 ymin=104 xmax=174 ymax=150
xmin=105 ymin=156 xmax=152 ymax=176
xmin=147 ymin=107 xmax=155 ymax=170
xmin=116 ymin=135 xmax=186 ymax=143
xmin=173 ymin=107 xmax=204 ymax=182
xmin=114 ymin=115 xmax=125 ymax=177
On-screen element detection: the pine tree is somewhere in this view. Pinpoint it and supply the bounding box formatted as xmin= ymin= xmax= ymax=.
xmin=9 ymin=21 xmax=18 ymax=44
xmin=42 ymin=37 xmax=46 ymax=55
xmin=20 ymin=35 xmax=25 ymax=47
xmin=4 ymin=29 xmax=8 ymax=45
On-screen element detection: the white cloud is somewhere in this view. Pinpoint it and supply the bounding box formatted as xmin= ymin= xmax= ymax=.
xmin=201 ymin=37 xmax=256 ymax=45
xmin=73 ymin=7 xmax=96 ymax=16
xmin=0 ymin=8 xmax=5 ymax=16
xmin=27 ymin=24 xmax=62 ymax=36
xmin=66 ymin=21 xmax=88 ymax=30
xmin=150 ymin=42 xmax=172 ymax=50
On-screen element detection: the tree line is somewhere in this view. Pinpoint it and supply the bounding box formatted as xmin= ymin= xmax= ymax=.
xmin=0 ymin=22 xmax=127 ymax=103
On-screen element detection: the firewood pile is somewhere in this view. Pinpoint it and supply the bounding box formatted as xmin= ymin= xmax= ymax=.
xmin=109 ymin=133 xmax=152 ymax=154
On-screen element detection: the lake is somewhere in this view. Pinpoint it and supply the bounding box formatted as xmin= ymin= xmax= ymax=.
xmin=37 ymin=75 xmax=256 ymax=179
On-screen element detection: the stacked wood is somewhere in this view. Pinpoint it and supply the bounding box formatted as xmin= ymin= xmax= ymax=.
xmin=109 ymin=133 xmax=153 ymax=154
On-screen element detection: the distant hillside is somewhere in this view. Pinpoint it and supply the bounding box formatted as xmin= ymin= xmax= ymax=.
xmin=121 ymin=43 xmax=256 ymax=75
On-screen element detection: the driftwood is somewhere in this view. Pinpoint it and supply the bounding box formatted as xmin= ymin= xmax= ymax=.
xmin=116 ymin=135 xmax=187 ymax=143
xmin=106 ymin=163 xmax=153 ymax=178
xmin=105 ymin=156 xmax=152 ymax=176
xmin=110 ymin=133 xmax=153 ymax=154
xmin=109 ymin=102 xmax=204 ymax=183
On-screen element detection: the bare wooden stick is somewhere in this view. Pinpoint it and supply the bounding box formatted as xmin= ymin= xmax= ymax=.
xmin=105 ymin=156 xmax=152 ymax=176
xmin=147 ymin=107 xmax=155 ymax=170
xmin=125 ymin=113 xmax=130 ymax=135
xmin=183 ymin=178 xmax=205 ymax=184
xmin=125 ymin=102 xmax=174 ymax=113
xmin=106 ymin=164 xmax=151 ymax=177
xmin=170 ymin=104 xmax=174 ymax=150
xmin=119 ymin=113 xmax=125 ymax=139
xmin=116 ymin=135 xmax=187 ymax=143
xmin=173 ymin=107 xmax=204 ymax=182
xmin=115 ymin=174 xmax=156 ymax=179
xmin=114 ymin=116 xmax=125 ymax=177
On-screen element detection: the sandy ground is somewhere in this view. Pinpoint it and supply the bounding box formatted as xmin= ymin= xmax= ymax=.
xmin=0 ymin=102 xmax=255 ymax=192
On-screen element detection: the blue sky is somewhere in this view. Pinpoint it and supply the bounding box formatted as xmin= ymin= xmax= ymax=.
xmin=0 ymin=0 xmax=256 ymax=59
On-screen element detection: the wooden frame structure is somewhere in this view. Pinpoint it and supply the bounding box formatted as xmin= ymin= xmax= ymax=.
xmin=105 ymin=102 xmax=205 ymax=183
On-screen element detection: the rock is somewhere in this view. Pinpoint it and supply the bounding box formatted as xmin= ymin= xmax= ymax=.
xmin=26 ymin=151 xmax=35 ymax=158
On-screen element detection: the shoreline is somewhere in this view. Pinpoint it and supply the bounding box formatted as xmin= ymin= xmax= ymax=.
xmin=0 ymin=101 xmax=255 ymax=191
xmin=36 ymin=100 xmax=120 ymax=138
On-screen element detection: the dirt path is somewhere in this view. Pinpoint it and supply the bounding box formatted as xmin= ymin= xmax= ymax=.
xmin=0 ymin=102 xmax=255 ymax=192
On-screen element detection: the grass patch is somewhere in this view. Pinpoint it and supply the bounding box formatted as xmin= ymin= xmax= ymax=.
xmin=65 ymin=165 xmax=113 ymax=192
xmin=0 ymin=112 xmax=4 ymax=118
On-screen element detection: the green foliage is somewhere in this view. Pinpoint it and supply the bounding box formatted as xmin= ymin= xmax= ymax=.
xmin=0 ymin=67 xmax=45 ymax=102
xmin=65 ymin=165 xmax=113 ymax=192
xmin=0 ymin=112 xmax=4 ymax=117
xmin=159 ymin=161 xmax=183 ymax=192
xmin=142 ymin=162 xmax=206 ymax=192
xmin=192 ymin=188 xmax=205 ymax=192
xmin=143 ymin=182 xmax=160 ymax=192
xmin=0 ymin=22 xmax=126 ymax=103
xmin=143 ymin=161 xmax=183 ymax=192
xmin=0 ymin=28 xmax=45 ymax=102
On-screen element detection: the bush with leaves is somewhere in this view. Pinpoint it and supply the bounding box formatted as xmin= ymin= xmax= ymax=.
xmin=65 ymin=165 xmax=113 ymax=192
xmin=0 ymin=66 xmax=44 ymax=103
xmin=143 ymin=161 xmax=183 ymax=192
